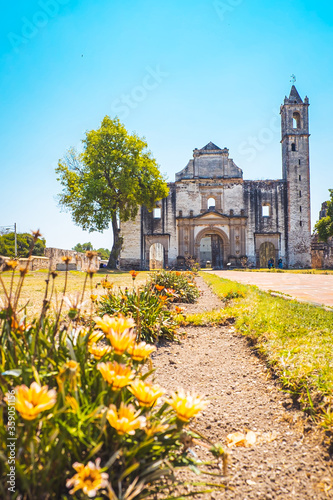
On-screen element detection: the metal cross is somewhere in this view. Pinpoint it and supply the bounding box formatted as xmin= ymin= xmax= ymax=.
xmin=290 ymin=74 xmax=296 ymax=84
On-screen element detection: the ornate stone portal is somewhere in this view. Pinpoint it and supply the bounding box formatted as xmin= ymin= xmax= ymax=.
xmin=120 ymin=86 xmax=312 ymax=270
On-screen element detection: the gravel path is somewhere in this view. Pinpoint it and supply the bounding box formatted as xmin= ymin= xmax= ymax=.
xmin=151 ymin=277 xmax=333 ymax=499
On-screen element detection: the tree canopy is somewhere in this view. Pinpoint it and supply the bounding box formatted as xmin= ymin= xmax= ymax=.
xmin=0 ymin=232 xmax=46 ymax=258
xmin=72 ymin=242 xmax=110 ymax=260
xmin=314 ymin=189 xmax=333 ymax=242
xmin=72 ymin=242 xmax=94 ymax=253
xmin=56 ymin=117 xmax=169 ymax=268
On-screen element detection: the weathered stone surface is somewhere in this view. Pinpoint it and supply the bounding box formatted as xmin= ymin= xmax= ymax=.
xmin=120 ymin=86 xmax=312 ymax=270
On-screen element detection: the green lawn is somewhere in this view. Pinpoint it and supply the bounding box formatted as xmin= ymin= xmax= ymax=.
xmin=199 ymin=272 xmax=333 ymax=433
xmin=0 ymin=269 xmax=149 ymax=317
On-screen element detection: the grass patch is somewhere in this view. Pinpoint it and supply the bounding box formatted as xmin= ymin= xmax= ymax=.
xmin=201 ymin=272 xmax=333 ymax=433
xmin=234 ymin=268 xmax=333 ymax=275
xmin=0 ymin=270 xmax=149 ymax=318
xmin=177 ymin=309 xmax=232 ymax=327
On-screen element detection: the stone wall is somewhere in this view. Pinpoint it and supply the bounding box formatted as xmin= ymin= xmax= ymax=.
xmin=45 ymin=248 xmax=100 ymax=271
xmin=311 ymin=235 xmax=333 ymax=269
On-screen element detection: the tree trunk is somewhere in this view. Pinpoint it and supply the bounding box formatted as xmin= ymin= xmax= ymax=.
xmin=107 ymin=213 xmax=123 ymax=269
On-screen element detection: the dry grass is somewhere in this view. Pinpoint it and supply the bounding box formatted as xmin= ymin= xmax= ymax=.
xmin=0 ymin=269 xmax=149 ymax=318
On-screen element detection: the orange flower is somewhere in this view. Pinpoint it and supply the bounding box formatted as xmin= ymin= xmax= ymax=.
xmin=127 ymin=341 xmax=156 ymax=362
xmin=5 ymin=260 xmax=18 ymax=270
xmin=155 ymin=284 xmax=164 ymax=291
xmin=97 ymin=361 xmax=135 ymax=390
xmin=129 ymin=270 xmax=139 ymax=279
xmin=129 ymin=379 xmax=165 ymax=407
xmin=159 ymin=295 xmax=168 ymax=303
xmin=145 ymin=421 xmax=169 ymax=436
xmin=61 ymin=255 xmax=72 ymax=264
xmin=175 ymin=306 xmax=184 ymax=314
xmin=176 ymin=271 xmax=181 ymax=276
xmin=106 ymin=402 xmax=146 ymax=435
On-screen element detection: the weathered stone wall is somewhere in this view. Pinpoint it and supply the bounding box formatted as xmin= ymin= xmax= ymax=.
xmin=45 ymin=248 xmax=100 ymax=271
xmin=119 ymin=86 xmax=312 ymax=270
xmin=311 ymin=235 xmax=333 ymax=269
xmin=0 ymin=255 xmax=50 ymax=271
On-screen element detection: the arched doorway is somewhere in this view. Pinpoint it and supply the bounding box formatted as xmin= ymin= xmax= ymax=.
xmin=149 ymin=243 xmax=164 ymax=270
xmin=259 ymin=242 xmax=276 ymax=268
xmin=199 ymin=234 xmax=223 ymax=268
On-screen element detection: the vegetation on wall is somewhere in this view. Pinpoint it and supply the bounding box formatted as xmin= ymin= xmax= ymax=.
xmin=314 ymin=188 xmax=333 ymax=242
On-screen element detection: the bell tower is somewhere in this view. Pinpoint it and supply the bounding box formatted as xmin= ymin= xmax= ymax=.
xmin=280 ymin=85 xmax=311 ymax=267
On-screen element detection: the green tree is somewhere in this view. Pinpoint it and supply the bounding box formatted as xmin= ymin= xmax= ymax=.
xmin=56 ymin=117 xmax=169 ymax=268
xmin=314 ymin=189 xmax=333 ymax=242
xmin=72 ymin=242 xmax=94 ymax=253
xmin=0 ymin=233 xmax=46 ymax=258
xmin=96 ymin=248 xmax=110 ymax=260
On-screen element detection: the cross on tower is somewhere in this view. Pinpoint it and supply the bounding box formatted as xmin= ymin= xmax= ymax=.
xmin=290 ymin=74 xmax=296 ymax=84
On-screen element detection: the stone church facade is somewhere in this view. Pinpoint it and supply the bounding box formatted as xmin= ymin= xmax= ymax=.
xmin=120 ymin=86 xmax=311 ymax=269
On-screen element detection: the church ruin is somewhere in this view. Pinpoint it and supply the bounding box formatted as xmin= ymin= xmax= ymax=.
xmin=120 ymin=86 xmax=311 ymax=269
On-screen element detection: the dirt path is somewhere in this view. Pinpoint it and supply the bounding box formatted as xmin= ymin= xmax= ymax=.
xmin=151 ymin=277 xmax=333 ymax=499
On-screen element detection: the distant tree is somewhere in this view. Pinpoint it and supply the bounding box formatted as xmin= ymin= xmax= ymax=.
xmin=96 ymin=248 xmax=110 ymax=260
xmin=72 ymin=242 xmax=94 ymax=253
xmin=314 ymin=189 xmax=333 ymax=242
xmin=56 ymin=117 xmax=169 ymax=268
xmin=0 ymin=233 xmax=46 ymax=258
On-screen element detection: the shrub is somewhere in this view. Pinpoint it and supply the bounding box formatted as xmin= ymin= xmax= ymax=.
xmin=97 ymin=281 xmax=178 ymax=344
xmin=0 ymin=252 xmax=219 ymax=499
xmin=147 ymin=270 xmax=200 ymax=304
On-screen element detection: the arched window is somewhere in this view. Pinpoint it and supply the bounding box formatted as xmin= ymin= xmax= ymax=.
xmin=291 ymin=143 xmax=296 ymax=152
xmin=293 ymin=112 xmax=301 ymax=129
xmin=207 ymin=197 xmax=216 ymax=210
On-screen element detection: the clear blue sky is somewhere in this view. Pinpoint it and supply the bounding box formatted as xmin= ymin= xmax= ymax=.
xmin=1 ymin=0 xmax=333 ymax=250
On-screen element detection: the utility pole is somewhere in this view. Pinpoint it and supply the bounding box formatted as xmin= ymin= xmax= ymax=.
xmin=14 ymin=223 xmax=17 ymax=257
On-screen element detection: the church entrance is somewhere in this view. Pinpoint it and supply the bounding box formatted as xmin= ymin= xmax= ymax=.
xmin=259 ymin=242 xmax=276 ymax=268
xmin=199 ymin=234 xmax=223 ymax=268
xmin=149 ymin=243 xmax=164 ymax=269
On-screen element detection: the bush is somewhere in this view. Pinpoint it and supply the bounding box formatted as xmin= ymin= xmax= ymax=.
xmin=147 ymin=270 xmax=200 ymax=304
xmin=97 ymin=280 xmax=178 ymax=344
xmin=0 ymin=254 xmax=218 ymax=499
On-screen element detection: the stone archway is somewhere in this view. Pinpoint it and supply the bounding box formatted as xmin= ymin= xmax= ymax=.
xmin=149 ymin=243 xmax=164 ymax=270
xmin=259 ymin=242 xmax=276 ymax=268
xmin=195 ymin=228 xmax=230 ymax=269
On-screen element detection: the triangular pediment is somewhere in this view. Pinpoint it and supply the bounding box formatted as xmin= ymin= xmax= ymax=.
xmin=196 ymin=211 xmax=228 ymax=220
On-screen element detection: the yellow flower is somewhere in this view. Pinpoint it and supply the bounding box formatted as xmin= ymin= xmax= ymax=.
xmin=66 ymin=458 xmax=109 ymax=497
xmin=145 ymin=421 xmax=169 ymax=436
xmin=90 ymin=294 xmax=98 ymax=302
xmin=97 ymin=361 xmax=135 ymax=390
xmin=56 ymin=360 xmax=80 ymax=390
xmin=10 ymin=382 xmax=57 ymax=420
xmin=89 ymin=344 xmax=112 ymax=360
xmin=129 ymin=379 xmax=165 ymax=407
xmin=127 ymin=341 xmax=156 ymax=362
xmin=87 ymin=330 xmax=104 ymax=345
xmin=166 ymin=389 xmax=209 ymax=423
xmin=66 ymin=395 xmax=79 ymax=412
xmin=106 ymin=402 xmax=146 ymax=435
xmin=93 ymin=314 xmax=136 ymax=355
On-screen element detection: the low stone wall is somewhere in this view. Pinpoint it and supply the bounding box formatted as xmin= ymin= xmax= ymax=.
xmin=311 ymin=235 xmax=333 ymax=269
xmin=0 ymin=248 xmax=100 ymax=272
xmin=0 ymin=255 xmax=50 ymax=271
xmin=45 ymin=248 xmax=100 ymax=271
